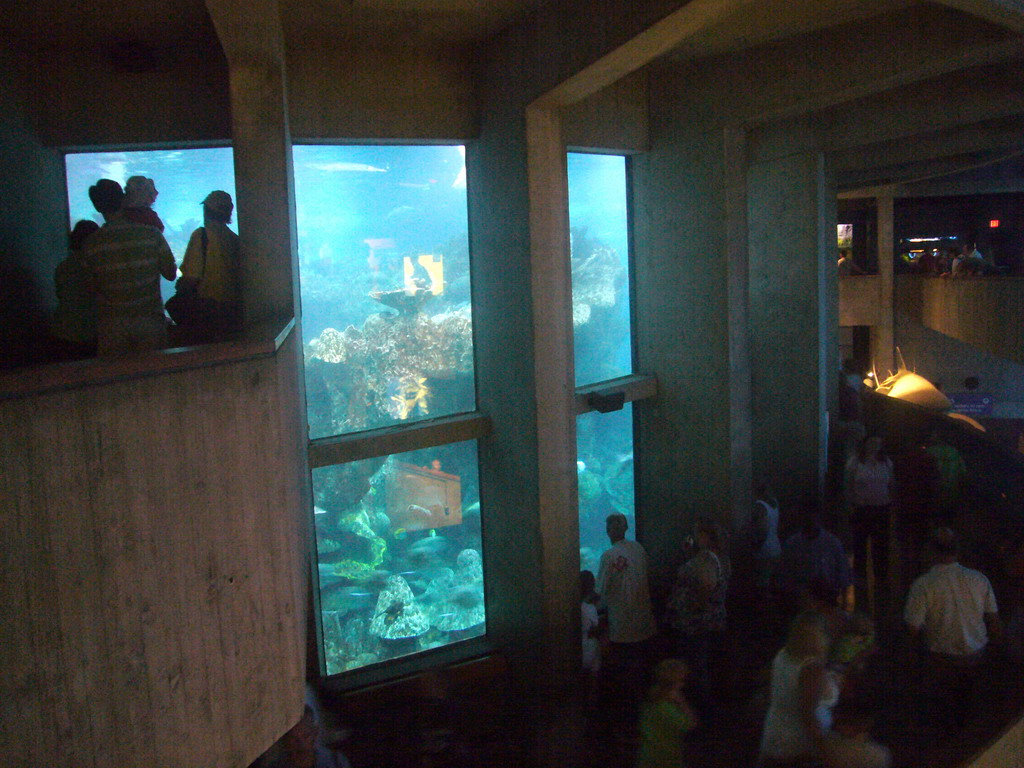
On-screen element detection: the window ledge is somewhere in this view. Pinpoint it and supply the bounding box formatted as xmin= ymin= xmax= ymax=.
xmin=0 ymin=317 xmax=295 ymax=402
xmin=574 ymin=373 xmax=658 ymax=415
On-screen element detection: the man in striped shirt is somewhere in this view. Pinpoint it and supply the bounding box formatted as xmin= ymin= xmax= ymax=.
xmin=84 ymin=181 xmax=177 ymax=356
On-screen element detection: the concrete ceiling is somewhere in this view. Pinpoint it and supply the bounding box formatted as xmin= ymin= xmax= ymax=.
xmin=7 ymin=0 xmax=1024 ymax=191
xmin=0 ymin=0 xmax=956 ymax=54
xmin=279 ymin=0 xmax=548 ymax=44
xmin=660 ymin=0 xmax=917 ymax=60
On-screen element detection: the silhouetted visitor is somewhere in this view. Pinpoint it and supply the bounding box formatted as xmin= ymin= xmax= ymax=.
xmin=122 ymin=175 xmax=164 ymax=231
xmin=84 ymin=179 xmax=176 ymax=356
xmin=777 ymin=510 xmax=852 ymax=618
xmin=925 ymin=428 xmax=966 ymax=519
xmin=892 ymin=438 xmax=941 ymax=553
xmin=168 ymin=190 xmax=241 ymax=342
xmin=837 ymin=250 xmax=865 ymax=277
xmin=49 ymin=219 xmax=99 ymax=360
xmin=88 ymin=178 xmax=124 ymax=223
xmin=845 ymin=435 xmax=894 ymax=590
xmin=596 ymin=513 xmax=657 ymax=729
xmin=664 ymin=517 xmax=730 ymax=726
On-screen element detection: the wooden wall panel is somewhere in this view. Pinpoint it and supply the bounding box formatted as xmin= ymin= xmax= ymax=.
xmin=0 ymin=335 xmax=307 ymax=768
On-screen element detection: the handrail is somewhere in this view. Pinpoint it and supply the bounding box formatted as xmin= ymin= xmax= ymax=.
xmin=0 ymin=317 xmax=295 ymax=402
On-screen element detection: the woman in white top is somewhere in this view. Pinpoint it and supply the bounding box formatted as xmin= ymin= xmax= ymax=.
xmin=759 ymin=611 xmax=840 ymax=766
xmin=845 ymin=435 xmax=895 ymax=585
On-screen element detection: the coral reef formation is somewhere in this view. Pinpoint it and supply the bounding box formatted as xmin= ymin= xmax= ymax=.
xmin=369 ymin=575 xmax=430 ymax=640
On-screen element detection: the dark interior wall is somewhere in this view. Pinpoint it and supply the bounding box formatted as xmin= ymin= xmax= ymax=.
xmin=0 ymin=46 xmax=68 ymax=368
xmin=748 ymin=151 xmax=835 ymax=512
xmin=287 ymin=42 xmax=475 ymax=140
xmin=36 ymin=36 xmax=231 ymax=148
xmin=631 ymin=118 xmax=733 ymax=578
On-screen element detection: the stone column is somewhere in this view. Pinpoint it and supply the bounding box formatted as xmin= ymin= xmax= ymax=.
xmin=748 ymin=151 xmax=833 ymax=508
xmin=873 ymin=192 xmax=896 ymax=375
xmin=205 ymin=0 xmax=298 ymax=326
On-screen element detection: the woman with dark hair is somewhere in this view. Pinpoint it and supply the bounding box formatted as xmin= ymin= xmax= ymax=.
xmin=664 ymin=517 xmax=731 ymax=726
xmin=49 ymin=219 xmax=100 ymax=360
xmin=845 ymin=434 xmax=895 ymax=594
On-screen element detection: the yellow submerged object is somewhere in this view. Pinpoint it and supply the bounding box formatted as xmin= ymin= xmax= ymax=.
xmin=404 ymin=254 xmax=444 ymax=295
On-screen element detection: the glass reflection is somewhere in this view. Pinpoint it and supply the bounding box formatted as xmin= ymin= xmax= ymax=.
xmin=312 ymin=441 xmax=484 ymax=675
xmin=567 ymin=153 xmax=632 ymax=387
xmin=294 ymin=145 xmax=475 ymax=439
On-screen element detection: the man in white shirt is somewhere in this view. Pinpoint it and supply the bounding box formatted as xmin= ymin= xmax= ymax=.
xmin=597 ymin=514 xmax=657 ymax=644
xmin=596 ymin=514 xmax=657 ymax=728
xmin=904 ymin=527 xmax=1003 ymax=730
xmin=904 ymin=527 xmax=1001 ymax=656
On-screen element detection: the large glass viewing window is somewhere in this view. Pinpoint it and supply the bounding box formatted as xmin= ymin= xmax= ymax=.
xmin=568 ymin=152 xmax=637 ymax=569
xmin=294 ymin=144 xmax=484 ymax=678
xmin=65 ymin=148 xmax=237 ymax=303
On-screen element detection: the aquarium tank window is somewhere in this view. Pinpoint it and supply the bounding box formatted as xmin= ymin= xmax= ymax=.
xmin=312 ymin=441 xmax=483 ymax=675
xmin=567 ymin=152 xmax=632 ymax=388
xmin=293 ymin=145 xmax=475 ymax=440
xmin=577 ymin=404 xmax=636 ymax=574
xmin=65 ymin=148 xmax=237 ymax=303
xmin=295 ymin=144 xmax=483 ymax=678
xmin=567 ymin=152 xmax=637 ymax=569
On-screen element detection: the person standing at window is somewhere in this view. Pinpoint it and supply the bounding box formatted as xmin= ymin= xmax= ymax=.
xmin=175 ymin=190 xmax=242 ymax=341
xmin=84 ymin=179 xmax=177 ymax=356
xmin=596 ymin=513 xmax=657 ymax=730
xmin=845 ymin=435 xmax=895 ymax=590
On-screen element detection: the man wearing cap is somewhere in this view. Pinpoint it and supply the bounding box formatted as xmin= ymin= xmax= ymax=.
xmin=904 ymin=527 xmax=1003 ymax=730
xmin=176 ymin=190 xmax=241 ymax=340
xmin=84 ymin=179 xmax=177 ymax=356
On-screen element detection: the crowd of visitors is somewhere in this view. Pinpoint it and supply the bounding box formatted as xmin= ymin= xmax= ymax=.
xmin=48 ymin=176 xmax=241 ymax=359
xmin=570 ymin=408 xmax=1019 ymax=768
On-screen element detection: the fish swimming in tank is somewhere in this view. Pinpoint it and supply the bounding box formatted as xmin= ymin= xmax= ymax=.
xmin=407 ymin=532 xmax=450 ymax=556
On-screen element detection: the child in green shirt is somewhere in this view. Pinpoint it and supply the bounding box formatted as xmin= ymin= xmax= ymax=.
xmin=636 ymin=658 xmax=697 ymax=768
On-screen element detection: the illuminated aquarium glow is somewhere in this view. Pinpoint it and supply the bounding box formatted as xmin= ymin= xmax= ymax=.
xmin=64 ymin=148 xmax=237 ymax=303
xmin=294 ymin=145 xmax=480 ymax=676
xmin=293 ymin=145 xmax=474 ymax=440
xmin=567 ymin=152 xmax=632 ymax=388
xmin=568 ymin=153 xmax=637 ymax=570
xmin=312 ymin=442 xmax=483 ymax=675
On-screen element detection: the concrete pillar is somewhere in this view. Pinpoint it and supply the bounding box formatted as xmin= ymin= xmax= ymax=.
xmin=724 ymin=126 xmax=753 ymax=528
xmin=748 ymin=151 xmax=833 ymax=508
xmin=205 ymin=0 xmax=298 ymax=325
xmin=526 ymin=103 xmax=579 ymax=683
xmin=872 ymin=192 xmax=896 ymax=375
xmin=632 ymin=125 xmax=734 ymax=571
